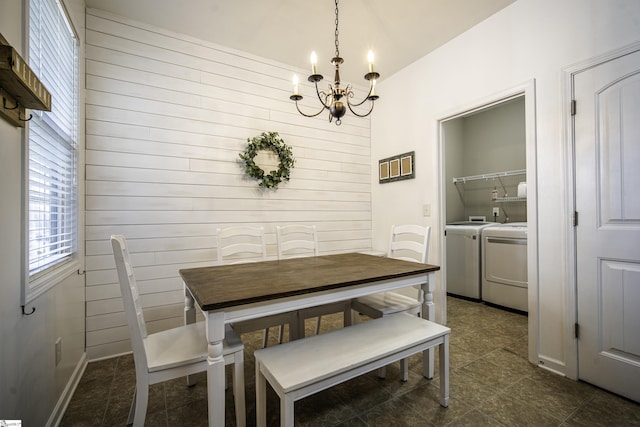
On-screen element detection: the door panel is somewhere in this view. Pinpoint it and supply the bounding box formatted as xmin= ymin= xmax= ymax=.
xmin=601 ymin=260 xmax=640 ymax=359
xmin=599 ymin=76 xmax=640 ymax=223
xmin=575 ymin=49 xmax=640 ymax=402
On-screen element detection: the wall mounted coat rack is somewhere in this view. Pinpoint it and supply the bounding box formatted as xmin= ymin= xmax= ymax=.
xmin=0 ymin=33 xmax=51 ymax=128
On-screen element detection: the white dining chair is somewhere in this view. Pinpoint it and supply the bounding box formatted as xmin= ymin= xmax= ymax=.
xmin=350 ymin=224 xmax=430 ymax=380
xmin=110 ymin=235 xmax=245 ymax=427
xmin=276 ymin=225 xmax=352 ymax=337
xmin=216 ymin=226 xmax=296 ymax=347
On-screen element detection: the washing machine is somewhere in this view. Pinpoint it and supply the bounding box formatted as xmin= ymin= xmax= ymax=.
xmin=481 ymin=222 xmax=528 ymax=312
xmin=445 ymin=221 xmax=495 ymax=300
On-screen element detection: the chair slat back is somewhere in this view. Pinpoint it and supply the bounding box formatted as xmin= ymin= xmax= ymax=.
xmin=388 ymin=224 xmax=430 ymax=263
xmin=216 ymin=226 xmax=267 ymax=264
xmin=111 ymin=235 xmax=149 ymax=367
xmin=276 ymin=225 xmax=319 ymax=259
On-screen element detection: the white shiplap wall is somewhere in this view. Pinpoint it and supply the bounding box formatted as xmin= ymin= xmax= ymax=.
xmin=85 ymin=9 xmax=373 ymax=359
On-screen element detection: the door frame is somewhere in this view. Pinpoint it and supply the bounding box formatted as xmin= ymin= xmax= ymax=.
xmin=562 ymin=41 xmax=640 ymax=381
xmin=436 ymin=79 xmax=538 ymax=365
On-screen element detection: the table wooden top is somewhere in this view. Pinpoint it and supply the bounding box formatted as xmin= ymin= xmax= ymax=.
xmin=179 ymin=252 xmax=439 ymax=311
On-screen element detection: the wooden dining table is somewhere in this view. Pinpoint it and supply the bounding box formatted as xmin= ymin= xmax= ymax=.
xmin=179 ymin=252 xmax=440 ymax=427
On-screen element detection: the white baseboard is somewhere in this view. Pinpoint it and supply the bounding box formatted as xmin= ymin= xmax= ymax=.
xmin=537 ymin=355 xmax=566 ymax=376
xmin=46 ymin=352 xmax=88 ymax=427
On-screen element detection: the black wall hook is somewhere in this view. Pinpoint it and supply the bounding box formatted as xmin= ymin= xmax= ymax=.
xmin=19 ymin=111 xmax=33 ymax=121
xmin=21 ymin=305 xmax=36 ymax=316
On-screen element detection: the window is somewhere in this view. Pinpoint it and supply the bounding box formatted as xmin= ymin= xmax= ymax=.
xmin=24 ymin=0 xmax=78 ymax=303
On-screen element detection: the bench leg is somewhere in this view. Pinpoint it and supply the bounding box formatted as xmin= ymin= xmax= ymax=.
xmin=281 ymin=395 xmax=295 ymax=427
xmin=400 ymin=358 xmax=409 ymax=382
xmin=439 ymin=335 xmax=450 ymax=407
xmin=423 ymin=347 xmax=435 ymax=379
xmin=256 ymin=363 xmax=267 ymax=427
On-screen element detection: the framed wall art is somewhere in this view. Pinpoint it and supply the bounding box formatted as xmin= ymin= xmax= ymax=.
xmin=379 ymin=151 xmax=415 ymax=183
xmin=379 ymin=161 xmax=390 ymax=180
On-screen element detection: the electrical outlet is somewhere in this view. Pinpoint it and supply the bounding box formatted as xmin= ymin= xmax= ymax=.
xmin=55 ymin=337 xmax=62 ymax=366
xmin=492 ymin=207 xmax=500 ymax=217
xmin=422 ymin=204 xmax=431 ymax=217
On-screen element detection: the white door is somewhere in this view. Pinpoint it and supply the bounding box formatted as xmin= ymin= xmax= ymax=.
xmin=574 ymin=48 xmax=640 ymax=402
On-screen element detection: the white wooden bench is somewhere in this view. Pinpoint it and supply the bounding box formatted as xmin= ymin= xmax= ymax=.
xmin=254 ymin=312 xmax=450 ymax=427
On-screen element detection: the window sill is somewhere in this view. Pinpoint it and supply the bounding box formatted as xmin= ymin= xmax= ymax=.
xmin=24 ymin=259 xmax=81 ymax=304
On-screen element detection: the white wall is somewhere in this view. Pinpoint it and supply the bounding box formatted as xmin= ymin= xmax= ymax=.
xmin=0 ymin=0 xmax=86 ymax=425
xmin=451 ymin=98 xmax=527 ymax=223
xmin=84 ymin=10 xmax=374 ymax=359
xmin=371 ymin=0 xmax=640 ymax=375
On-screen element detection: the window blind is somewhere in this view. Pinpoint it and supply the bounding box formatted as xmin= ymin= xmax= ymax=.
xmin=27 ymin=0 xmax=78 ymax=281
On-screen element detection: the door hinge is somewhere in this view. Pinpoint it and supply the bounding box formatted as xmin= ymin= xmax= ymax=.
xmin=573 ymin=211 xmax=578 ymax=227
xmin=571 ymin=99 xmax=577 ymax=116
xmin=575 ymin=322 xmax=580 ymax=339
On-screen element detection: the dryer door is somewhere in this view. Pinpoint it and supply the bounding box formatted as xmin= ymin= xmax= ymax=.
xmin=483 ymin=236 xmax=528 ymax=287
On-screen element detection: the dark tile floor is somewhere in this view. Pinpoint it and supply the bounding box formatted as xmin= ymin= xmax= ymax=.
xmin=61 ymin=297 xmax=640 ymax=426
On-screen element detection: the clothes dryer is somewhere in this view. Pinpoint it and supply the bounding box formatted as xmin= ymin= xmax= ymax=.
xmin=481 ymin=222 xmax=528 ymax=312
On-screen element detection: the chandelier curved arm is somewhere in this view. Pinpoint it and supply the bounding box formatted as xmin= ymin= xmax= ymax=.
xmin=346 ymin=97 xmax=376 ymax=117
xmin=290 ymin=81 xmax=333 ymax=118
xmin=314 ymin=82 xmax=334 ymax=109
xmin=345 ymin=84 xmax=377 ymax=117
xmin=344 ymin=84 xmax=376 ymax=108
xmin=293 ymin=100 xmax=327 ymax=118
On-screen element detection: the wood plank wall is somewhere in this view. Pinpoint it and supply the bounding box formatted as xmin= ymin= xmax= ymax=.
xmin=84 ymin=9 xmax=373 ymax=359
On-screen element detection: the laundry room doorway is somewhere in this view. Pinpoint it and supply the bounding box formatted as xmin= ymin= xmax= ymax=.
xmin=437 ymin=81 xmax=538 ymax=365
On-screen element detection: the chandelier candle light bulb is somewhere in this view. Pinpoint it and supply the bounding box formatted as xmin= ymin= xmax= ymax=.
xmin=292 ymin=75 xmax=299 ymax=95
xmin=368 ymin=51 xmax=374 ymax=73
xmin=311 ymin=51 xmax=318 ymax=74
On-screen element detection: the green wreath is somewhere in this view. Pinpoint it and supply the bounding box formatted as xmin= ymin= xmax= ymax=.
xmin=239 ymin=131 xmax=295 ymax=189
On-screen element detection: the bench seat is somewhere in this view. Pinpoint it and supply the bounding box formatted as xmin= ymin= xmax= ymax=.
xmin=254 ymin=312 xmax=450 ymax=427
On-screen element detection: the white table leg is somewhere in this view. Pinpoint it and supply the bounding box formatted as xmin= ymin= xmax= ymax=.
xmin=184 ymin=284 xmax=198 ymax=386
xmin=421 ymin=271 xmax=436 ymax=379
xmin=206 ymin=311 xmax=227 ymax=427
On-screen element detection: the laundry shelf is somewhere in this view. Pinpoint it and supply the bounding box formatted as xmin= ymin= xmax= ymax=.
xmin=452 ymin=169 xmax=526 ymax=184
xmin=495 ymin=196 xmax=526 ymax=202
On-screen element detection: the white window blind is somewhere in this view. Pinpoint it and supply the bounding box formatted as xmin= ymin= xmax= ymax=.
xmin=26 ymin=0 xmax=78 ymax=300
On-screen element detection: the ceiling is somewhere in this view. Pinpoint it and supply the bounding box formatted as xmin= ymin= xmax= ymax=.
xmin=84 ymin=0 xmax=516 ymax=84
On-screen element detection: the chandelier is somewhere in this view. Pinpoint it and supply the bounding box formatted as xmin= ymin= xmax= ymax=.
xmin=289 ymin=0 xmax=380 ymax=126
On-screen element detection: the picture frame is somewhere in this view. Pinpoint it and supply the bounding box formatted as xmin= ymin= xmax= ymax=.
xmin=379 ymin=151 xmax=415 ymax=183
xmin=379 ymin=161 xmax=389 ymax=180
xmin=401 ymin=153 xmax=413 ymax=176
xmin=389 ymin=158 xmax=400 ymax=178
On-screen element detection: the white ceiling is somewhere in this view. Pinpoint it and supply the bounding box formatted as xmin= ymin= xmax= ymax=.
xmin=84 ymin=0 xmax=516 ymax=84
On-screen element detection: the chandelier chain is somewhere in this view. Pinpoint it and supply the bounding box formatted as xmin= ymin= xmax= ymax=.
xmin=334 ymin=0 xmax=340 ymax=58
